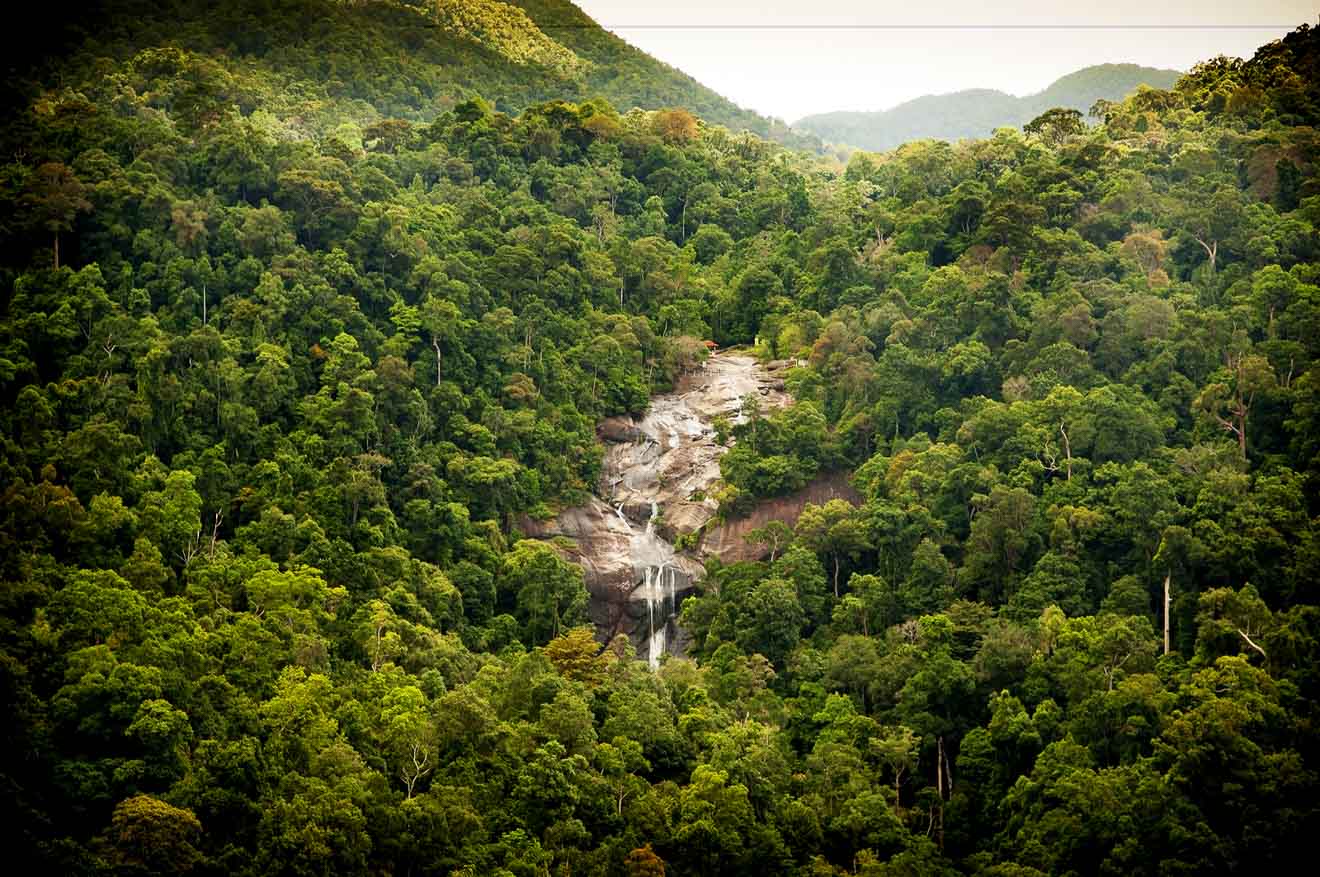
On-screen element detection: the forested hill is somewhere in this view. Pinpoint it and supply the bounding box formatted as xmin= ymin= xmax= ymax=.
xmin=794 ymin=63 xmax=1182 ymax=150
xmin=2 ymin=3 xmax=1320 ymax=875
xmin=4 ymin=0 xmax=818 ymax=149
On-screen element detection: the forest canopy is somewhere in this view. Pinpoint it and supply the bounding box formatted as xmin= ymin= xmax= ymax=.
xmin=2 ymin=2 xmax=1320 ymax=875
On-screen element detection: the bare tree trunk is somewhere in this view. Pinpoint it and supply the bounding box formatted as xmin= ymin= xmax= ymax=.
xmin=53 ymin=232 xmax=60 ymax=270
xmin=1163 ymin=572 xmax=1171 ymax=655
xmin=209 ymin=511 xmax=222 ymax=559
xmin=1059 ymin=423 xmax=1072 ymax=480
xmin=936 ymin=736 xmax=947 ymax=850
xmin=403 ymin=743 xmax=432 ymax=800
xmin=944 ymin=736 xmax=954 ymax=793
xmin=432 ymin=337 xmax=442 ymax=387
xmin=1195 ymin=237 xmax=1217 ymax=274
xmin=371 ymin=620 xmax=385 ymax=671
xmin=1239 ymin=628 xmax=1267 ymax=658
xmin=936 ymin=737 xmax=943 ymax=798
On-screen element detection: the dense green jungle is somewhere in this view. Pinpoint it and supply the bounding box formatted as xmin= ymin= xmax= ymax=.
xmin=2 ymin=1 xmax=1320 ymax=874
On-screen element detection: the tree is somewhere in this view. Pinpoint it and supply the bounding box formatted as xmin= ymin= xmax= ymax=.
xmin=1121 ymin=226 xmax=1169 ymax=282
xmin=1194 ymin=584 xmax=1274 ymax=663
xmin=171 ymin=199 xmax=210 ymax=257
xmin=103 ymin=795 xmax=204 ymax=874
xmin=653 ymin=108 xmax=699 ymax=144
xmin=796 ymin=499 xmax=871 ymax=597
xmin=275 ymin=161 xmax=357 ymax=247
xmin=901 ymin=539 xmax=955 ymax=617
xmin=599 ymin=737 xmax=651 ymax=817
xmin=22 ymin=162 xmax=91 ymax=269
xmin=1000 ymin=740 xmax=1197 ymax=876
xmin=746 ymin=520 xmax=793 ymax=562
xmin=1155 ymin=656 xmax=1309 ymax=870
xmin=543 ymin=625 xmax=613 ymax=686
xmin=625 ymin=842 xmax=667 ymax=876
xmin=1173 ymin=185 xmax=1245 ymax=276
xmin=1194 ymin=350 xmax=1277 ymax=458
xmin=501 ymin=540 xmax=588 ymax=645
xmin=380 ymin=684 xmax=437 ymax=799
xmin=869 ymin=725 xmax=920 ymax=816
xmin=735 ymin=577 xmax=806 ymax=666
xmin=1047 ymin=611 xmax=1159 ymax=703
xmin=127 ymin=698 xmax=193 ymax=786
xmin=1023 ymin=107 xmax=1085 ymax=146
xmin=963 ymin=486 xmax=1038 ymax=605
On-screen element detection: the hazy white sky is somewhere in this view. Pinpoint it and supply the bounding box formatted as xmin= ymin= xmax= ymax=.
xmin=572 ymin=1 xmax=1316 ymax=123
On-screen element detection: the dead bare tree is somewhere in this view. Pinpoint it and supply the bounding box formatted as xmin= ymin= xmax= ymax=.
xmin=401 ymin=742 xmax=433 ymax=799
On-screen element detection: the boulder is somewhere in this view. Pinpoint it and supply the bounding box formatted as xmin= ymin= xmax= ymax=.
xmin=598 ymin=415 xmax=641 ymax=443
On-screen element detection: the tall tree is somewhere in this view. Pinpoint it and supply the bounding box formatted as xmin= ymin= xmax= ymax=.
xmin=22 ymin=162 xmax=90 ymax=269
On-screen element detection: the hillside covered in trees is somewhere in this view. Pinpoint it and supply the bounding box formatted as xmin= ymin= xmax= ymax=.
xmin=795 ymin=63 xmax=1182 ymax=152
xmin=2 ymin=1 xmax=1320 ymax=874
xmin=4 ymin=0 xmax=819 ymax=150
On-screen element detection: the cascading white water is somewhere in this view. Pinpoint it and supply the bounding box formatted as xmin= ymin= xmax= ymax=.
xmin=529 ymin=352 xmax=789 ymax=671
xmin=646 ymin=567 xmax=666 ymax=669
xmin=666 ymin=562 xmax=675 ymax=629
xmin=590 ymin=353 xmax=790 ymax=669
xmin=642 ymin=501 xmax=670 ymax=669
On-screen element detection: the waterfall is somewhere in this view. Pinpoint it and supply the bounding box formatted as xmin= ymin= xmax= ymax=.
xmin=644 ymin=564 xmax=680 ymax=669
xmin=666 ymin=563 xmax=675 ymax=627
xmin=593 ymin=353 xmax=779 ymax=670
xmin=644 ymin=501 xmax=668 ymax=669
xmin=536 ymin=353 xmax=780 ymax=672
xmin=646 ymin=566 xmax=667 ymax=669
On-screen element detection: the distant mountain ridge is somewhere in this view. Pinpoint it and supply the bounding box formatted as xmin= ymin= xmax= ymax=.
xmin=794 ymin=63 xmax=1182 ymax=151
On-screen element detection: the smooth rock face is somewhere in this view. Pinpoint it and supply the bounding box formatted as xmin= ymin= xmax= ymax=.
xmin=697 ymin=471 xmax=863 ymax=565
xmin=601 ymin=353 xmax=789 ymax=531
xmin=521 ymin=352 xmax=789 ymax=664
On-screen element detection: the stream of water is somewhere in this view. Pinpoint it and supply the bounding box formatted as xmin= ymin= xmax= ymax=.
xmin=600 ymin=353 xmax=790 ymax=666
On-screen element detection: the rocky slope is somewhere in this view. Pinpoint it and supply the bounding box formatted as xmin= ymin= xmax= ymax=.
xmin=521 ymin=352 xmax=790 ymax=663
xmin=696 ymin=471 xmax=862 ymax=565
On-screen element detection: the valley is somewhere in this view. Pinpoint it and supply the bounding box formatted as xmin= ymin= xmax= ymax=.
xmin=1 ymin=3 xmax=1317 ymax=875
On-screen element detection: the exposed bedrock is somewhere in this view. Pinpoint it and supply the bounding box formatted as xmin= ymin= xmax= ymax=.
xmin=520 ymin=352 xmax=790 ymax=665
xmin=697 ymin=471 xmax=863 ymax=565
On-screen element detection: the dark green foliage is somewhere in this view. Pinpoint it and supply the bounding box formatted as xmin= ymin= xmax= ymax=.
xmin=2 ymin=4 xmax=1320 ymax=875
